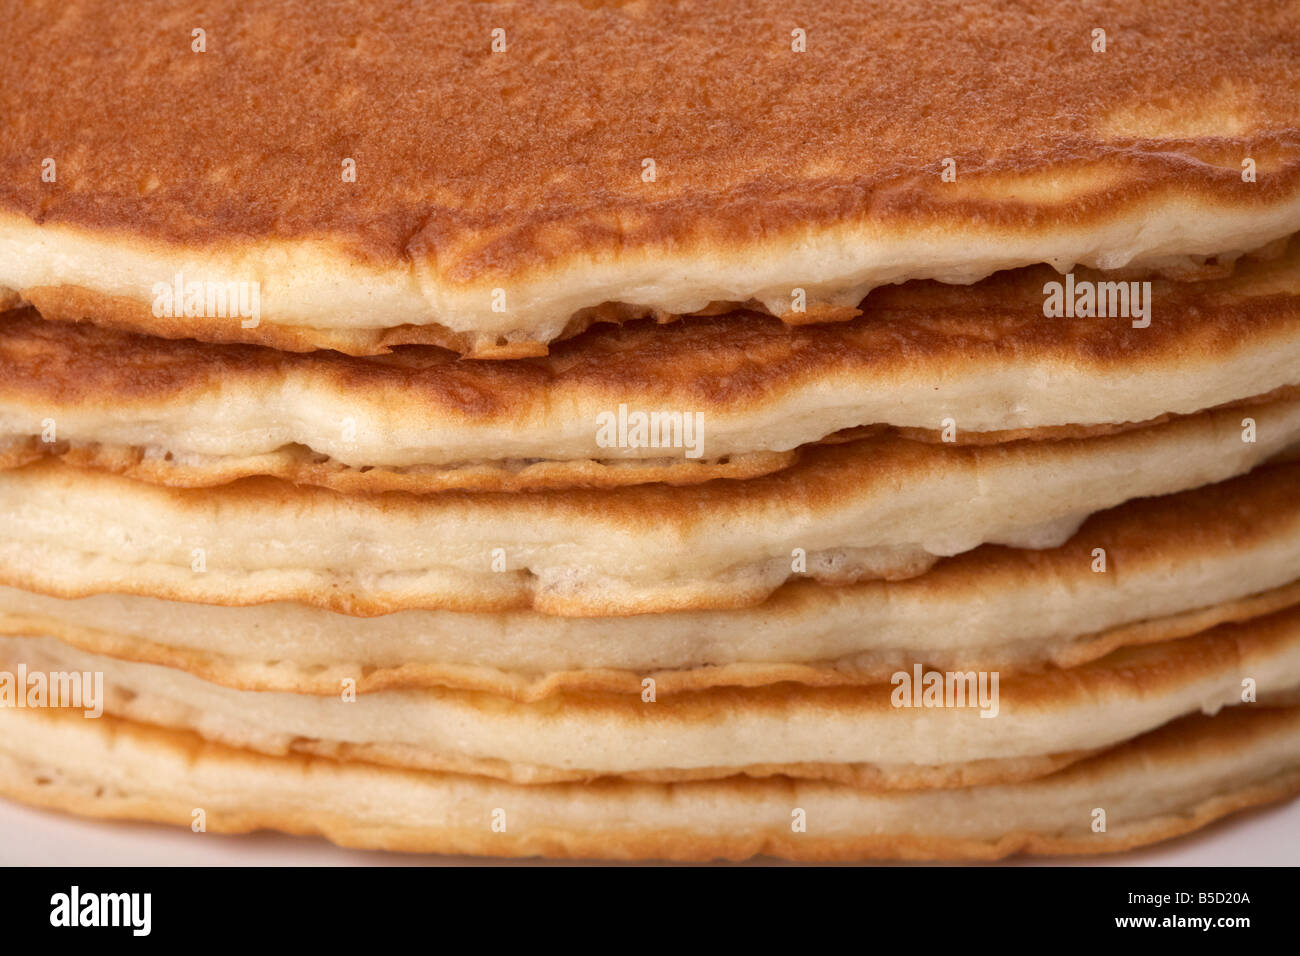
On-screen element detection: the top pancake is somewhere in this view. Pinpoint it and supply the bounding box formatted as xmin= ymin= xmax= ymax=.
xmin=2 ymin=0 xmax=1299 ymax=354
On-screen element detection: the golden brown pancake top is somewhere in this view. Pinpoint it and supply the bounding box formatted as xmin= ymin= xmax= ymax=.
xmin=2 ymin=0 xmax=1298 ymax=278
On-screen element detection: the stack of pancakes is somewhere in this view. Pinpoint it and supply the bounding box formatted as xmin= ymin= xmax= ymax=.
xmin=1 ymin=0 xmax=1298 ymax=861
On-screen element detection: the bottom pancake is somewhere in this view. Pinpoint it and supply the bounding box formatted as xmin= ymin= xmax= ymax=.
xmin=0 ymin=705 xmax=1296 ymax=861
xmin=3 ymin=605 xmax=1299 ymax=788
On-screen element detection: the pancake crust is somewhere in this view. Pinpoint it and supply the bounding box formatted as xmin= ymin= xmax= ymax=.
xmin=4 ymin=241 xmax=1300 ymax=491
xmin=3 ymin=1 xmax=1299 ymax=351
xmin=2 ymin=462 xmax=1298 ymax=699
xmin=1 ymin=704 xmax=1296 ymax=860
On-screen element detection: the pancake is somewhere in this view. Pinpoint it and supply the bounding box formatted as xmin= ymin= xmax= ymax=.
xmin=2 ymin=462 xmax=1298 ymax=700
xmin=3 ymin=1 xmax=1299 ymax=354
xmin=1 ymin=703 xmax=1297 ymax=860
xmin=1 ymin=396 xmax=1297 ymax=616
xmin=5 ymin=603 xmax=1299 ymax=789
xmin=0 ymin=428 xmax=799 ymax=495
xmin=5 ymin=241 xmax=1300 ymax=492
